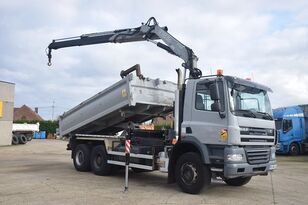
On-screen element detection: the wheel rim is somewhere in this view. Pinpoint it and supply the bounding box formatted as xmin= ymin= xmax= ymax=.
xmin=94 ymin=153 xmax=103 ymax=168
xmin=76 ymin=150 xmax=84 ymax=166
xmin=180 ymin=162 xmax=198 ymax=185
xmin=291 ymin=144 xmax=298 ymax=154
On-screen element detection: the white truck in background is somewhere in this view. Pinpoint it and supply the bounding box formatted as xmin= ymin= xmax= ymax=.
xmin=12 ymin=123 xmax=39 ymax=145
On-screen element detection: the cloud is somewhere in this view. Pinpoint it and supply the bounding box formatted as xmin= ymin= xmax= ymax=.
xmin=0 ymin=0 xmax=308 ymax=120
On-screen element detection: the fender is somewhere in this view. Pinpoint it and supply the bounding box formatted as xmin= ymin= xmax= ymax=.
xmin=181 ymin=135 xmax=210 ymax=164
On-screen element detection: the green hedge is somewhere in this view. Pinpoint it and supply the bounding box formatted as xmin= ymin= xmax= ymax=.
xmin=40 ymin=121 xmax=59 ymax=134
xmin=154 ymin=123 xmax=172 ymax=130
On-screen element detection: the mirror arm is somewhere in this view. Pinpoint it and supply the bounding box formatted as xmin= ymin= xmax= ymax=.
xmin=214 ymin=99 xmax=225 ymax=118
xmin=218 ymin=101 xmax=225 ymax=118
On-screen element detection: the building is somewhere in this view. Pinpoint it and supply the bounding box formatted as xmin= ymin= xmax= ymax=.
xmin=14 ymin=105 xmax=43 ymax=121
xmin=0 ymin=80 xmax=15 ymax=146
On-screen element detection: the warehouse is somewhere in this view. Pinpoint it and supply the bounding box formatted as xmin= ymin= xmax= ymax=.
xmin=0 ymin=80 xmax=15 ymax=146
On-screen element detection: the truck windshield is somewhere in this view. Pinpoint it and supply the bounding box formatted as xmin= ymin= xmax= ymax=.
xmin=228 ymin=83 xmax=273 ymax=120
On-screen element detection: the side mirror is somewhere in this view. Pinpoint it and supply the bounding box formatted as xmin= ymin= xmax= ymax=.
xmin=209 ymin=82 xmax=225 ymax=118
xmin=209 ymin=83 xmax=220 ymax=100
xmin=211 ymin=102 xmax=221 ymax=112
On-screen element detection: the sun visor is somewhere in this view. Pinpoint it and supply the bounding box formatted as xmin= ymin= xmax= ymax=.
xmin=224 ymin=76 xmax=273 ymax=92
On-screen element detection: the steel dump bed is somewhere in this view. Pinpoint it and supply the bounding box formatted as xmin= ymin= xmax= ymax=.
xmin=59 ymin=74 xmax=177 ymax=136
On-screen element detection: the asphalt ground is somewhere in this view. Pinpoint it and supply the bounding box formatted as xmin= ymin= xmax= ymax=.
xmin=0 ymin=140 xmax=308 ymax=205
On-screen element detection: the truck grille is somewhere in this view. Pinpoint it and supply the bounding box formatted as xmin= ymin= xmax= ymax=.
xmin=245 ymin=148 xmax=270 ymax=165
xmin=240 ymin=127 xmax=274 ymax=136
xmin=240 ymin=127 xmax=275 ymax=145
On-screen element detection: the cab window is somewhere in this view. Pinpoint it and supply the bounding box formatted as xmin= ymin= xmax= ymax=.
xmin=195 ymin=80 xmax=224 ymax=112
xmin=282 ymin=119 xmax=292 ymax=133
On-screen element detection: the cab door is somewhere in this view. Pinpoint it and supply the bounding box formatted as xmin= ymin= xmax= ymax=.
xmin=188 ymin=78 xmax=228 ymax=144
xmin=282 ymin=118 xmax=293 ymax=140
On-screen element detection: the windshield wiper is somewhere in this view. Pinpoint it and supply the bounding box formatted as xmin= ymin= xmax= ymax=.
xmin=234 ymin=109 xmax=256 ymax=118
xmin=257 ymin=111 xmax=273 ymax=120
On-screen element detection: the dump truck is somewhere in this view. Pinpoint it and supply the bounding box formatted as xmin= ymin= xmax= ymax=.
xmin=273 ymin=105 xmax=308 ymax=155
xmin=47 ymin=17 xmax=277 ymax=194
xmin=11 ymin=123 xmax=39 ymax=145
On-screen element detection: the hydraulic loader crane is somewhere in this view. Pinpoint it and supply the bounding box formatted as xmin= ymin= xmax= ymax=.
xmin=47 ymin=17 xmax=202 ymax=80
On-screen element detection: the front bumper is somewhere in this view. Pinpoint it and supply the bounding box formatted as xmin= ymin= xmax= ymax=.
xmin=275 ymin=143 xmax=281 ymax=151
xmin=223 ymin=146 xmax=277 ymax=178
xmin=224 ymin=160 xmax=277 ymax=178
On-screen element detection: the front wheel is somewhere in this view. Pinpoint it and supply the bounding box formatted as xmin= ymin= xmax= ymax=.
xmin=289 ymin=143 xmax=299 ymax=156
xmin=224 ymin=176 xmax=252 ymax=186
xmin=175 ymin=152 xmax=211 ymax=194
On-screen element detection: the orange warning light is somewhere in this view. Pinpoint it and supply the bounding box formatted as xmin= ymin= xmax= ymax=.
xmin=245 ymin=77 xmax=251 ymax=81
xmin=217 ymin=69 xmax=223 ymax=76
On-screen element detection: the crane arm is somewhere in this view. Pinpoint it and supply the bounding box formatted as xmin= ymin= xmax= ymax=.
xmin=47 ymin=17 xmax=201 ymax=78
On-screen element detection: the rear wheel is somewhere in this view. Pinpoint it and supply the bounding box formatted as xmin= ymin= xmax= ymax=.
xmin=289 ymin=143 xmax=299 ymax=156
xmin=12 ymin=135 xmax=19 ymax=145
xmin=175 ymin=152 xmax=211 ymax=194
xmin=224 ymin=176 xmax=252 ymax=186
xmin=73 ymin=144 xmax=91 ymax=171
xmin=90 ymin=145 xmax=112 ymax=176
xmin=18 ymin=134 xmax=27 ymax=144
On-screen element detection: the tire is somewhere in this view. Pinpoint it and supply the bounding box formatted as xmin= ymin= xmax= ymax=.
xmin=18 ymin=134 xmax=27 ymax=144
xmin=90 ymin=145 xmax=112 ymax=176
xmin=73 ymin=144 xmax=91 ymax=172
xmin=289 ymin=143 xmax=299 ymax=156
xmin=26 ymin=134 xmax=33 ymax=141
xmin=224 ymin=176 xmax=252 ymax=186
xmin=175 ymin=152 xmax=211 ymax=194
xmin=12 ymin=135 xmax=19 ymax=145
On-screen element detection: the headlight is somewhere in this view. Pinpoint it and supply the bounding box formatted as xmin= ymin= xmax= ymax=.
xmin=227 ymin=154 xmax=243 ymax=161
xmin=266 ymin=129 xmax=275 ymax=136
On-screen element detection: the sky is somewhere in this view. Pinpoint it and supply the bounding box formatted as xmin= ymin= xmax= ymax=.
xmin=1 ymin=0 xmax=308 ymax=120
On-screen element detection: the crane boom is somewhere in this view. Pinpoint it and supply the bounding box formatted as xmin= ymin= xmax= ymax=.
xmin=47 ymin=17 xmax=202 ymax=79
